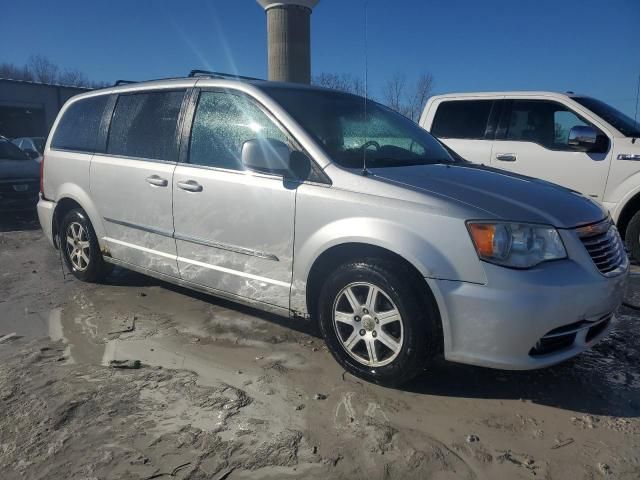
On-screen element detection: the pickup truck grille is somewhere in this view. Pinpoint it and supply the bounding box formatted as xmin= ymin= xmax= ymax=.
xmin=576 ymin=220 xmax=626 ymax=276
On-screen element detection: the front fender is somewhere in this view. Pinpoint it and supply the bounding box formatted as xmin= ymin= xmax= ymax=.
xmin=608 ymin=176 xmax=640 ymax=224
xmin=290 ymin=215 xmax=486 ymax=315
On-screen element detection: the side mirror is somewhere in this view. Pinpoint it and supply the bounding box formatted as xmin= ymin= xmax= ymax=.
xmin=23 ymin=149 xmax=40 ymax=159
xmin=568 ymin=126 xmax=597 ymax=152
xmin=288 ymin=151 xmax=311 ymax=180
xmin=241 ymin=138 xmax=290 ymax=175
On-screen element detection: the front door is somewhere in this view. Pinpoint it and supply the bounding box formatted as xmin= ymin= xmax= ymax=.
xmin=172 ymin=89 xmax=297 ymax=309
xmin=490 ymin=99 xmax=611 ymax=200
xmin=91 ymin=89 xmax=186 ymax=277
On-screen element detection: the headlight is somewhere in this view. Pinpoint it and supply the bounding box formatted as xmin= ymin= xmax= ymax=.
xmin=467 ymin=222 xmax=566 ymax=268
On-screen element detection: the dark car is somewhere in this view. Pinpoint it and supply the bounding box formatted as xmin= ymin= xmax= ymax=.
xmin=0 ymin=137 xmax=40 ymax=212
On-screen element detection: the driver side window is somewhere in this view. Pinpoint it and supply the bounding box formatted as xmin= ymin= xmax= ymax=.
xmin=189 ymin=91 xmax=289 ymax=171
xmin=506 ymin=100 xmax=592 ymax=151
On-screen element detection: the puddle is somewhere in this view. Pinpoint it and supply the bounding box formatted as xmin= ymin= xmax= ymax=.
xmin=32 ymin=283 xmax=316 ymax=397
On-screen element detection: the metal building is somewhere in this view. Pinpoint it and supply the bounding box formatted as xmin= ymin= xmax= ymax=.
xmin=0 ymin=78 xmax=90 ymax=139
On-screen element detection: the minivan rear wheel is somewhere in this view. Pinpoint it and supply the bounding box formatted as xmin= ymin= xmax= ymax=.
xmin=318 ymin=259 xmax=440 ymax=386
xmin=60 ymin=208 xmax=111 ymax=282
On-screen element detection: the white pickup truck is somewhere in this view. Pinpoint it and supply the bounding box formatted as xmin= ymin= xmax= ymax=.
xmin=420 ymin=92 xmax=640 ymax=260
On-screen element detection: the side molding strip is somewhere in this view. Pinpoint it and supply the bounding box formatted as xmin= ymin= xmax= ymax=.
xmin=173 ymin=232 xmax=279 ymax=261
xmin=104 ymin=217 xmax=173 ymax=238
xmin=103 ymin=217 xmax=279 ymax=261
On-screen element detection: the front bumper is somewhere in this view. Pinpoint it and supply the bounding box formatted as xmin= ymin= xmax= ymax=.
xmin=429 ymin=228 xmax=628 ymax=370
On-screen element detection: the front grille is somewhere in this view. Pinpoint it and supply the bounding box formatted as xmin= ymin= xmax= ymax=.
xmin=577 ymin=221 xmax=626 ymax=276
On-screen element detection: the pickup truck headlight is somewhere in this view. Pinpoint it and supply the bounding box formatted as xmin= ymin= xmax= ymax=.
xmin=467 ymin=222 xmax=567 ymax=268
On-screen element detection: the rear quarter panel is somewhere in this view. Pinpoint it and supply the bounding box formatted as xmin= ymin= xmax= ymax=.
xmin=43 ymin=149 xmax=107 ymax=243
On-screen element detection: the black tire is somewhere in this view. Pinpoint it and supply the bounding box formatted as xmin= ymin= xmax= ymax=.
xmin=318 ymin=259 xmax=441 ymax=386
xmin=625 ymin=211 xmax=640 ymax=263
xmin=60 ymin=208 xmax=111 ymax=282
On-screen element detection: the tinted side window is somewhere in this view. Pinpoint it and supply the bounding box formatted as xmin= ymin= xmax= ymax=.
xmin=431 ymin=100 xmax=492 ymax=139
xmin=51 ymin=95 xmax=108 ymax=152
xmin=506 ymin=100 xmax=591 ymax=150
xmin=189 ymin=91 xmax=288 ymax=170
xmin=554 ymin=110 xmax=589 ymax=145
xmin=107 ymin=90 xmax=185 ymax=161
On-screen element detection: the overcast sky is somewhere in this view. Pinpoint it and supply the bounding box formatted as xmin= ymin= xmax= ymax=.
xmin=2 ymin=0 xmax=638 ymax=116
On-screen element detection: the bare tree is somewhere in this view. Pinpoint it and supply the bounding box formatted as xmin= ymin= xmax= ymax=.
xmin=0 ymin=62 xmax=34 ymax=81
xmin=382 ymin=73 xmax=407 ymax=115
xmin=0 ymin=55 xmax=107 ymax=88
xmin=312 ymin=72 xmax=365 ymax=96
xmin=382 ymin=72 xmax=434 ymax=122
xmin=408 ymin=73 xmax=434 ymax=122
xmin=27 ymin=54 xmax=59 ymax=83
xmin=58 ymin=68 xmax=89 ymax=87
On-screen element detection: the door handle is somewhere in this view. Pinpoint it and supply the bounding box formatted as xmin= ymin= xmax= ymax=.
xmin=177 ymin=180 xmax=203 ymax=192
xmin=496 ymin=153 xmax=517 ymax=162
xmin=146 ymin=175 xmax=168 ymax=187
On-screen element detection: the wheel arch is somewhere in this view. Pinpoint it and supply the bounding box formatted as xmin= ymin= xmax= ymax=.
xmin=52 ymin=185 xmax=106 ymax=251
xmin=614 ymin=191 xmax=640 ymax=241
xmin=303 ymin=242 xmax=445 ymax=354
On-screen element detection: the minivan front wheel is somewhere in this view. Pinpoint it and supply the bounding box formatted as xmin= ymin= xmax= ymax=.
xmin=318 ymin=260 xmax=440 ymax=386
xmin=60 ymin=208 xmax=110 ymax=282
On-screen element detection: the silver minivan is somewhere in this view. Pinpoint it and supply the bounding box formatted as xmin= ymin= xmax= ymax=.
xmin=38 ymin=73 xmax=628 ymax=385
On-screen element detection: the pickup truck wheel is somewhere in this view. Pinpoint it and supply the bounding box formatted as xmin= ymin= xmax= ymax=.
xmin=60 ymin=208 xmax=110 ymax=282
xmin=624 ymin=211 xmax=640 ymax=263
xmin=318 ymin=259 xmax=440 ymax=386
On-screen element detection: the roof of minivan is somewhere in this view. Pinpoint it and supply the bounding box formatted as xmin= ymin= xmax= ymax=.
xmin=84 ymin=76 xmax=341 ymax=96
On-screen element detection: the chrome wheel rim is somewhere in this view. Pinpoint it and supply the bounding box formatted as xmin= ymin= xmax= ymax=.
xmin=65 ymin=222 xmax=90 ymax=271
xmin=332 ymin=282 xmax=404 ymax=368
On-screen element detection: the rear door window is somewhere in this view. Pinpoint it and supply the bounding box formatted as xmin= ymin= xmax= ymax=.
xmin=107 ymin=90 xmax=185 ymax=161
xmin=51 ymin=95 xmax=108 ymax=152
xmin=431 ymin=100 xmax=493 ymax=139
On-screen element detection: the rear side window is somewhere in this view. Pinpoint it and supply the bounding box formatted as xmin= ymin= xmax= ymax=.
xmin=51 ymin=95 xmax=108 ymax=152
xmin=431 ymin=100 xmax=493 ymax=139
xmin=107 ymin=90 xmax=185 ymax=161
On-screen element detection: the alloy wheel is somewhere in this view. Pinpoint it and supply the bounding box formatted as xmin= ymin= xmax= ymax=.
xmin=65 ymin=222 xmax=90 ymax=271
xmin=332 ymin=282 xmax=404 ymax=367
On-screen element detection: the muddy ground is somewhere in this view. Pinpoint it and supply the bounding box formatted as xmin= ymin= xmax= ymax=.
xmin=1 ymin=215 xmax=639 ymax=480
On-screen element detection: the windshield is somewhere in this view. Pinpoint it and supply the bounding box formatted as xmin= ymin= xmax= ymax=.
xmin=573 ymin=96 xmax=640 ymax=137
xmin=0 ymin=139 xmax=29 ymax=160
xmin=264 ymin=87 xmax=454 ymax=168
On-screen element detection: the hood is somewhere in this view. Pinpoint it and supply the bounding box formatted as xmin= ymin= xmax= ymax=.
xmin=370 ymin=163 xmax=606 ymax=229
xmin=0 ymin=158 xmax=40 ymax=181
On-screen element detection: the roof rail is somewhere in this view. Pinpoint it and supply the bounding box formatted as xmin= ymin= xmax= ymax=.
xmin=188 ymin=69 xmax=263 ymax=81
xmin=114 ymin=80 xmax=138 ymax=86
